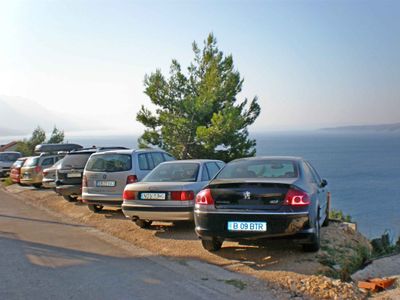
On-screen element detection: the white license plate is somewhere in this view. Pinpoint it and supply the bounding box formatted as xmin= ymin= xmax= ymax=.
xmin=140 ymin=192 xmax=166 ymax=200
xmin=67 ymin=172 xmax=81 ymax=178
xmin=23 ymin=174 xmax=30 ymax=179
xmin=96 ymin=180 xmax=116 ymax=187
xmin=227 ymin=221 xmax=267 ymax=232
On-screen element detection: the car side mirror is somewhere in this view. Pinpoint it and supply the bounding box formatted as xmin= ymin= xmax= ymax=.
xmin=320 ymin=179 xmax=328 ymax=188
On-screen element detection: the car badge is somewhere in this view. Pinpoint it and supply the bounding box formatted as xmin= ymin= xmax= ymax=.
xmin=103 ymin=174 xmax=107 ymax=179
xmin=243 ymin=191 xmax=251 ymax=200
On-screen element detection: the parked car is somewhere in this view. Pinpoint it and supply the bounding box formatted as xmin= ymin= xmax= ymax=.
xmin=42 ymin=159 xmax=64 ymax=189
xmin=10 ymin=157 xmax=28 ymax=184
xmin=55 ymin=147 xmax=130 ymax=202
xmin=0 ymin=151 xmax=22 ymax=177
xmin=20 ymin=154 xmax=63 ymax=188
xmin=122 ymin=159 xmax=225 ymax=228
xmin=194 ymin=156 xmax=329 ymax=252
xmin=82 ymin=149 xmax=175 ymax=212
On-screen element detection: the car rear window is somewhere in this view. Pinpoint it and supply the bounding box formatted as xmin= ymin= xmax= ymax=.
xmin=24 ymin=157 xmax=39 ymax=167
xmin=86 ymin=154 xmax=132 ymax=172
xmin=143 ymin=163 xmax=200 ymax=182
xmin=216 ymin=160 xmax=298 ymax=179
xmin=61 ymin=153 xmax=92 ymax=169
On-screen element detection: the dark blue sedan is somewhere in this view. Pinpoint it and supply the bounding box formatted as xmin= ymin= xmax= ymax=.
xmin=194 ymin=156 xmax=329 ymax=252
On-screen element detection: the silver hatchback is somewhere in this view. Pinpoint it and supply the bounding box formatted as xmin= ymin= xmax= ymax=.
xmin=121 ymin=159 xmax=225 ymax=228
xmin=82 ymin=149 xmax=174 ymax=212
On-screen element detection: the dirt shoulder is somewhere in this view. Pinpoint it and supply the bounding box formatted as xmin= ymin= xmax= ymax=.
xmin=2 ymin=184 xmax=377 ymax=299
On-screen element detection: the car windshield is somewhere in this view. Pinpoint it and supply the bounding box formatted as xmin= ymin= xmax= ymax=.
xmin=0 ymin=153 xmax=20 ymax=162
xmin=143 ymin=163 xmax=200 ymax=182
xmin=12 ymin=160 xmax=24 ymax=168
xmin=61 ymin=153 xmax=92 ymax=169
xmin=216 ymin=159 xmax=298 ymax=179
xmin=86 ymin=154 xmax=132 ymax=172
xmin=24 ymin=157 xmax=39 ymax=167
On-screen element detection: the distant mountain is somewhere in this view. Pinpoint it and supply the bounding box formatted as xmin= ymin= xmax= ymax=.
xmin=0 ymin=95 xmax=103 ymax=136
xmin=322 ymin=123 xmax=400 ymax=132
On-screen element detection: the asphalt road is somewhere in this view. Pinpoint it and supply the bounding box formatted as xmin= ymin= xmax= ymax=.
xmin=0 ymin=187 xmax=276 ymax=300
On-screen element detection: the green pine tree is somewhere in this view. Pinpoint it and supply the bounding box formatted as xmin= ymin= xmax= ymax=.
xmin=137 ymin=33 xmax=261 ymax=161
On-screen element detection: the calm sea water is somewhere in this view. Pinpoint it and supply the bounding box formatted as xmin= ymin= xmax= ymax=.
xmin=6 ymin=131 xmax=400 ymax=239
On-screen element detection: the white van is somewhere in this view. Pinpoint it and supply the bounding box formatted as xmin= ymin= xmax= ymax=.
xmin=82 ymin=149 xmax=175 ymax=212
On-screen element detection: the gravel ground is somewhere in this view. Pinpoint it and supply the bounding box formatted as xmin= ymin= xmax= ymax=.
xmin=3 ymin=183 xmax=381 ymax=299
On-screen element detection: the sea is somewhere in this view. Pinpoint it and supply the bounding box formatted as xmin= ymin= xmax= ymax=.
xmin=3 ymin=131 xmax=400 ymax=240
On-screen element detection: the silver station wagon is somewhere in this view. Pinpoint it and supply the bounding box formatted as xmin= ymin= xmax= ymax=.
xmin=82 ymin=149 xmax=175 ymax=212
xmin=122 ymin=159 xmax=225 ymax=228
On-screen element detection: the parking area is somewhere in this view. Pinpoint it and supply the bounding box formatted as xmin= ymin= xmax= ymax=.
xmin=3 ymin=183 xmax=370 ymax=299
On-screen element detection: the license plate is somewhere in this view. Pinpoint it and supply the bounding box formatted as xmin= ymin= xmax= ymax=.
xmin=96 ymin=180 xmax=116 ymax=187
xmin=227 ymin=221 xmax=267 ymax=232
xmin=67 ymin=172 xmax=81 ymax=178
xmin=140 ymin=192 xmax=166 ymax=200
xmin=23 ymin=174 xmax=30 ymax=179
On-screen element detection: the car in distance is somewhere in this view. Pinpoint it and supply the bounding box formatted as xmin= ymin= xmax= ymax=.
xmin=122 ymin=159 xmax=225 ymax=228
xmin=194 ymin=156 xmax=329 ymax=252
xmin=0 ymin=151 xmax=22 ymax=177
xmin=42 ymin=159 xmax=63 ymax=189
xmin=10 ymin=157 xmax=28 ymax=184
xmin=20 ymin=154 xmax=63 ymax=188
xmin=55 ymin=148 xmax=98 ymax=201
xmin=82 ymin=149 xmax=175 ymax=213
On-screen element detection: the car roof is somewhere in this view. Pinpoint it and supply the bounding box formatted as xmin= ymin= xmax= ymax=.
xmin=231 ymin=156 xmax=304 ymax=162
xmin=89 ymin=148 xmax=170 ymax=156
xmin=160 ymin=159 xmax=223 ymax=164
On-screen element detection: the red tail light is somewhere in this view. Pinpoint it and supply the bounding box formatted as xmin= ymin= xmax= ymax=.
xmin=284 ymin=188 xmax=310 ymax=206
xmin=43 ymin=171 xmax=48 ymax=176
xmin=82 ymin=175 xmax=88 ymax=187
xmin=171 ymin=191 xmax=195 ymax=201
xmin=195 ymin=189 xmax=214 ymax=205
xmin=126 ymin=175 xmax=138 ymax=184
xmin=35 ymin=166 xmax=42 ymax=173
xmin=123 ymin=190 xmax=136 ymax=200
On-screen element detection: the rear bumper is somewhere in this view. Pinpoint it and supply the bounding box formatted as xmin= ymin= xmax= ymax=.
xmin=42 ymin=179 xmax=56 ymax=189
xmin=55 ymin=184 xmax=81 ymax=197
xmin=194 ymin=209 xmax=312 ymax=241
xmin=81 ymin=193 xmax=123 ymax=207
xmin=122 ymin=204 xmax=194 ymax=221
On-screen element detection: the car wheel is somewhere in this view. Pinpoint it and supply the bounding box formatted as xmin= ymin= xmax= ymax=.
xmin=88 ymin=204 xmax=103 ymax=213
xmin=201 ymin=238 xmax=223 ymax=252
xmin=33 ymin=183 xmax=42 ymax=189
xmin=62 ymin=195 xmax=78 ymax=202
xmin=135 ymin=219 xmax=152 ymax=229
xmin=303 ymin=218 xmax=321 ymax=252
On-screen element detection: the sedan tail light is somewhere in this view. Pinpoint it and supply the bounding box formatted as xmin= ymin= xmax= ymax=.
xmin=123 ymin=190 xmax=137 ymax=201
xmin=171 ymin=191 xmax=194 ymax=201
xmin=82 ymin=175 xmax=88 ymax=187
xmin=126 ymin=175 xmax=138 ymax=184
xmin=195 ymin=189 xmax=214 ymax=205
xmin=284 ymin=188 xmax=310 ymax=206
xmin=35 ymin=166 xmax=42 ymax=173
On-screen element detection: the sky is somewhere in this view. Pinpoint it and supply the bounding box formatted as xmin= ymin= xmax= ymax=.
xmin=0 ymin=0 xmax=399 ymax=135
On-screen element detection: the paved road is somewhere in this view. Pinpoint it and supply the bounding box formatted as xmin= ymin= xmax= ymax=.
xmin=0 ymin=188 xmax=276 ymax=300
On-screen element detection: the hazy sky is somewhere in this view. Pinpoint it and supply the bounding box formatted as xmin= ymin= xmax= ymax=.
xmin=1 ymin=0 xmax=399 ymax=134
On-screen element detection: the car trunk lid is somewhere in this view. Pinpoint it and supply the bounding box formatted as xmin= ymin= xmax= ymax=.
xmin=209 ymin=179 xmax=297 ymax=210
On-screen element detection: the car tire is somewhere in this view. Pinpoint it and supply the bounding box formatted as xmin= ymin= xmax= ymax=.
xmin=88 ymin=204 xmax=103 ymax=213
xmin=63 ymin=195 xmax=78 ymax=202
xmin=135 ymin=219 xmax=152 ymax=229
xmin=302 ymin=218 xmax=321 ymax=252
xmin=201 ymin=238 xmax=223 ymax=252
xmin=33 ymin=183 xmax=42 ymax=189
